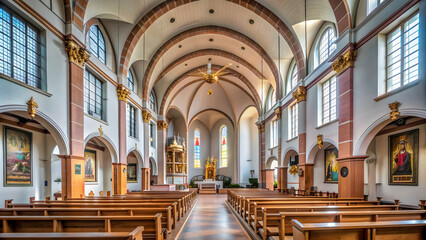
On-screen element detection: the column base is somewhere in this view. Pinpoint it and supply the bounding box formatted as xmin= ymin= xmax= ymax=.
xmin=112 ymin=163 xmax=127 ymax=195
xmin=58 ymin=155 xmax=85 ymax=199
xmin=298 ymin=163 xmax=314 ymax=191
xmin=337 ymin=155 xmax=367 ymax=199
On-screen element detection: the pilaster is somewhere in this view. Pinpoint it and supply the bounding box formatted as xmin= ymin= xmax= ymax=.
xmin=58 ymin=155 xmax=85 ymax=199
xmin=112 ymin=163 xmax=127 ymax=195
xmin=157 ymin=120 xmax=168 ymax=184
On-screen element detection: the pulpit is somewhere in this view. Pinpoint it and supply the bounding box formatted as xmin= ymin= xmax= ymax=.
xmin=166 ymin=138 xmax=188 ymax=190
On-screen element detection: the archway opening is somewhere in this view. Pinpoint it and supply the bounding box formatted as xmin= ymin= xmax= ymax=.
xmin=127 ymin=150 xmax=143 ymax=192
xmin=283 ymin=149 xmax=299 ymax=190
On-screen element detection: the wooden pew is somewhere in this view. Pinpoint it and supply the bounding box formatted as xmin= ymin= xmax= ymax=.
xmin=260 ymin=210 xmax=426 ymax=240
xmin=291 ymin=219 xmax=426 ymax=240
xmin=0 ymin=207 xmax=174 ymax=233
xmin=0 ymin=226 xmax=144 ymax=240
xmin=0 ymin=215 xmax=163 ymax=240
xmin=250 ymin=205 xmax=399 ymax=233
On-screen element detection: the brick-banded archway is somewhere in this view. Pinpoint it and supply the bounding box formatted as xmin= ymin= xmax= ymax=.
xmin=329 ymin=0 xmax=352 ymax=35
xmin=153 ymin=49 xmax=266 ymax=88
xmin=160 ymin=64 xmax=261 ymax=115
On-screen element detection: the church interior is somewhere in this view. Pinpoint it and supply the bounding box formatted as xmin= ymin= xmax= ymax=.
xmin=0 ymin=0 xmax=425 ymax=239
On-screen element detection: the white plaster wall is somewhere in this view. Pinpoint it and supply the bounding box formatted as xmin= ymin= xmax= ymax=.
xmin=373 ymin=124 xmax=426 ymax=206
xmin=239 ymin=115 xmax=259 ymax=184
xmin=126 ymin=155 xmax=142 ymax=192
xmin=187 ymin=120 xmax=210 ymax=182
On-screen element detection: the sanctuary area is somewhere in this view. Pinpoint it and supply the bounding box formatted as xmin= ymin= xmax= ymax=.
xmin=0 ymin=0 xmax=425 ymax=239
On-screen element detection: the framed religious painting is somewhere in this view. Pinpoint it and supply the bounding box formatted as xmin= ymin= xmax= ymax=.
xmin=324 ymin=147 xmax=338 ymax=183
xmin=84 ymin=150 xmax=96 ymax=182
xmin=4 ymin=126 xmax=32 ymax=186
xmin=389 ymin=129 xmax=419 ymax=186
xmin=127 ymin=163 xmax=137 ymax=182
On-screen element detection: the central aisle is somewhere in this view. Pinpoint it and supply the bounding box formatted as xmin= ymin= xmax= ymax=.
xmin=177 ymin=194 xmax=250 ymax=240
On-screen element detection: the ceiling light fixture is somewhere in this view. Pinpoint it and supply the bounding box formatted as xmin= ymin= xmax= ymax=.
xmin=178 ymin=45 xmax=182 ymax=48
xmin=209 ymin=38 xmax=214 ymax=42
xmin=241 ymin=46 xmax=245 ymax=50
xmin=170 ymin=18 xmax=175 ymax=23
xmin=185 ymin=63 xmax=188 ymax=66
xmin=249 ymin=19 xmax=254 ymax=24
xmin=209 ymin=9 xmax=214 ymax=14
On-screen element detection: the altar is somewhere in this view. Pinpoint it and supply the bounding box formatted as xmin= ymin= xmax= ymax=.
xmin=195 ymin=179 xmax=223 ymax=189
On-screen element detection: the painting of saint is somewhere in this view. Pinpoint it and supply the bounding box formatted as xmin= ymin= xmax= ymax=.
xmin=324 ymin=147 xmax=338 ymax=183
xmin=127 ymin=163 xmax=137 ymax=182
xmin=84 ymin=150 xmax=96 ymax=182
xmin=389 ymin=129 xmax=418 ymax=185
xmin=4 ymin=127 xmax=32 ymax=186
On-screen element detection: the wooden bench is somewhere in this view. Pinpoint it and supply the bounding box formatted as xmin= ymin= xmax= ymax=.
xmin=0 ymin=215 xmax=164 ymax=240
xmin=0 ymin=207 xmax=174 ymax=233
xmin=0 ymin=226 xmax=144 ymax=240
xmin=249 ymin=205 xmax=400 ymax=233
xmin=291 ymin=219 xmax=426 ymax=240
xmin=260 ymin=210 xmax=426 ymax=240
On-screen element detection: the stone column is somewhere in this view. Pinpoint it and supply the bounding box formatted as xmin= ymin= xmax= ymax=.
xmin=257 ymin=122 xmax=266 ymax=188
xmin=292 ymin=86 xmax=312 ymax=191
xmin=265 ymin=169 xmax=275 ymax=191
xmin=157 ymin=120 xmax=168 ymax=184
xmin=366 ymin=158 xmax=377 ymax=201
xmin=333 ymin=49 xmax=366 ymax=199
xmin=277 ymin=166 xmax=288 ymax=192
xmin=62 ymin=38 xmax=89 ymax=199
xmin=142 ymin=110 xmax=151 ymax=190
xmin=115 ymin=85 xmax=130 ymax=195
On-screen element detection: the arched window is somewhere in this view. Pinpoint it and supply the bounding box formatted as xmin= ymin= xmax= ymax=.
xmin=88 ymin=25 xmax=106 ymax=64
xmin=127 ymin=70 xmax=134 ymax=91
xmin=286 ymin=64 xmax=298 ymax=95
xmin=220 ymin=126 xmax=228 ymax=168
xmin=270 ymin=89 xmax=276 ymax=109
xmin=319 ymin=27 xmax=336 ymax=64
xmin=149 ymin=92 xmax=156 ymax=112
xmin=194 ymin=129 xmax=201 ymax=168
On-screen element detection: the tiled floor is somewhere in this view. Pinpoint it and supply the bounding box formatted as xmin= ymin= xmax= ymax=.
xmin=177 ymin=194 xmax=250 ymax=240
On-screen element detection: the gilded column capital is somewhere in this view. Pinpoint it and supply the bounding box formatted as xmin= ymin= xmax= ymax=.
xmin=274 ymin=107 xmax=282 ymax=119
xmin=317 ymin=134 xmax=323 ymax=149
xmin=157 ymin=121 xmax=168 ymax=131
xmin=117 ymin=84 xmax=131 ymax=102
xmin=332 ymin=49 xmax=357 ymax=74
xmin=388 ymin=101 xmax=400 ymax=120
xmin=65 ymin=39 xmax=90 ymax=67
xmin=257 ymin=122 xmax=265 ymax=133
xmin=142 ymin=110 xmax=151 ymax=123
xmin=292 ymin=86 xmax=306 ymax=103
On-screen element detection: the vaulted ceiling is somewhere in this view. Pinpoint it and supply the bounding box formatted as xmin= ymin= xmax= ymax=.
xmin=82 ymin=0 xmax=348 ymax=128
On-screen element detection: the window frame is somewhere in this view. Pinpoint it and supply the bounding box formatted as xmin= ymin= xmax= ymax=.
xmin=367 ymin=0 xmax=386 ymax=15
xmin=127 ymin=104 xmax=137 ymax=138
xmin=127 ymin=70 xmax=135 ymax=92
xmin=194 ymin=129 xmax=201 ymax=168
xmin=220 ymin=125 xmax=228 ymax=168
xmin=149 ymin=122 xmax=155 ymax=148
xmin=270 ymin=120 xmax=278 ymax=148
xmin=385 ymin=12 xmax=419 ymax=93
xmin=84 ymin=69 xmax=105 ymax=121
xmin=149 ymin=92 xmax=156 ymax=112
xmin=318 ymin=27 xmax=336 ymax=64
xmin=0 ymin=4 xmax=44 ymax=89
xmin=288 ymin=103 xmax=298 ymax=139
xmin=88 ymin=25 xmax=106 ymax=64
xmin=321 ymin=77 xmax=337 ymax=125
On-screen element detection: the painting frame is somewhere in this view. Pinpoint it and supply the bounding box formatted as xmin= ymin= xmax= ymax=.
xmin=127 ymin=163 xmax=137 ymax=183
xmin=388 ymin=129 xmax=419 ymax=186
xmin=324 ymin=147 xmax=338 ymax=184
xmin=3 ymin=126 xmax=33 ymax=187
xmin=84 ymin=149 xmax=97 ymax=182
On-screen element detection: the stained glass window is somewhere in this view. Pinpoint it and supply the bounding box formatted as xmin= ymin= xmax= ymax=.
xmin=194 ymin=129 xmax=201 ymax=168
xmin=220 ymin=126 xmax=228 ymax=168
xmin=88 ymin=25 xmax=106 ymax=64
xmin=0 ymin=5 xmax=42 ymax=88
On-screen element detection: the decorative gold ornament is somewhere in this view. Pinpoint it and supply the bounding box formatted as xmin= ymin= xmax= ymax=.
xmin=135 ymin=143 xmax=137 ymax=150
xmin=190 ymin=59 xmax=232 ymax=84
xmin=117 ymin=84 xmax=131 ymax=102
xmin=26 ymin=97 xmax=38 ymax=118
xmin=274 ymin=107 xmax=282 ymax=119
xmin=207 ymin=89 xmax=213 ymax=95
xmin=317 ymin=134 xmax=323 ymax=149
xmin=289 ymin=165 xmax=298 ymax=175
xmin=142 ymin=110 xmax=151 ymax=123
xmin=157 ymin=121 xmax=168 ymax=131
xmin=257 ymin=122 xmax=265 ymax=133
xmin=292 ymin=86 xmax=306 ymax=103
xmin=205 ymin=156 xmax=217 ymax=179
xmin=65 ymin=39 xmax=89 ymax=67
xmin=332 ymin=49 xmax=357 ymax=74
xmin=98 ymin=125 xmax=103 ymax=137
xmin=389 ymin=101 xmax=400 ymax=120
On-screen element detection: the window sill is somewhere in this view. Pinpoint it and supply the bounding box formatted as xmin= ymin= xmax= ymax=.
xmin=315 ymin=119 xmax=339 ymax=129
xmin=269 ymin=146 xmax=278 ymax=151
xmin=84 ymin=113 xmax=108 ymax=125
xmin=286 ymin=136 xmax=298 ymax=142
xmin=128 ymin=136 xmax=139 ymax=141
xmin=1 ymin=74 xmax=52 ymax=97
xmin=85 ymin=182 xmax=99 ymax=185
xmin=374 ymin=80 xmax=419 ymax=102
